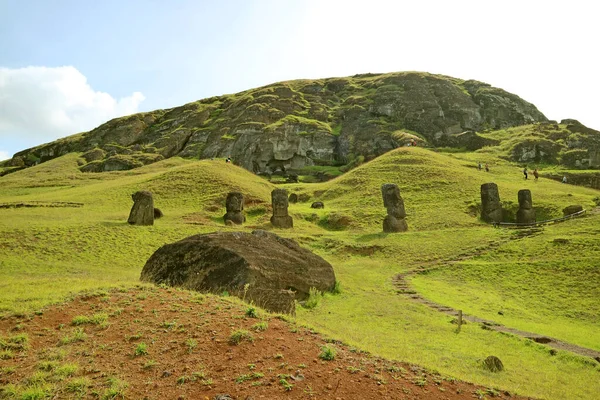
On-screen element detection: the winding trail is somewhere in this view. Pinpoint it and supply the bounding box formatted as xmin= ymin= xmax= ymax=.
xmin=394 ymin=226 xmax=600 ymax=363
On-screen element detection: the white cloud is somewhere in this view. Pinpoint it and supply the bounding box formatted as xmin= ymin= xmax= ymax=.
xmin=0 ymin=66 xmax=145 ymax=147
xmin=0 ymin=150 xmax=9 ymax=161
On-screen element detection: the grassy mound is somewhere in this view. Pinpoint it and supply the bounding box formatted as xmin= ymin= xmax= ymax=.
xmin=1 ymin=147 xmax=599 ymax=399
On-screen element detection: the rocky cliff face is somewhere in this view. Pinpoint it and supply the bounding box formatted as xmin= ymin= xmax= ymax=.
xmin=7 ymin=72 xmax=549 ymax=173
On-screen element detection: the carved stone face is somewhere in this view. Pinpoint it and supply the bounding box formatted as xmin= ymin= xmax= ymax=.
xmin=226 ymin=192 xmax=244 ymax=212
xmin=518 ymin=189 xmax=532 ymax=209
xmin=381 ymin=184 xmax=401 ymax=208
xmin=381 ymin=183 xmax=406 ymax=218
xmin=271 ymin=189 xmax=289 ymax=217
xmin=132 ymin=191 xmax=152 ymax=203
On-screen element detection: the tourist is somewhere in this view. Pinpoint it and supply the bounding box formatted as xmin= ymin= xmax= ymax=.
xmin=533 ymin=168 xmax=539 ymax=180
xmin=562 ymin=176 xmax=567 ymax=184
xmin=523 ymin=167 xmax=528 ymax=180
xmin=478 ymin=162 xmax=482 ymax=171
xmin=485 ymin=163 xmax=490 ymax=172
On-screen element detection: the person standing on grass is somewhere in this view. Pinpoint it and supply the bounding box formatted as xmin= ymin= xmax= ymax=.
xmin=478 ymin=162 xmax=482 ymax=171
xmin=485 ymin=163 xmax=490 ymax=172
xmin=523 ymin=167 xmax=528 ymax=180
xmin=533 ymin=168 xmax=539 ymax=181
xmin=562 ymin=175 xmax=567 ymax=183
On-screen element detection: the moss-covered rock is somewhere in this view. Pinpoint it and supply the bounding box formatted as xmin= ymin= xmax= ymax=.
xmin=11 ymin=71 xmax=552 ymax=173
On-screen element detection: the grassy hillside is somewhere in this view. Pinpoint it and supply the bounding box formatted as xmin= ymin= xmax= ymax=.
xmin=1 ymin=147 xmax=599 ymax=399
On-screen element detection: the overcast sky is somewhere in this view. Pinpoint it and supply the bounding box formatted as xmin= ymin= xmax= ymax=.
xmin=1 ymin=0 xmax=598 ymax=160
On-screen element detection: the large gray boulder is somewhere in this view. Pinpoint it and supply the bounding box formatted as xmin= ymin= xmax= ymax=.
xmin=140 ymin=230 xmax=336 ymax=313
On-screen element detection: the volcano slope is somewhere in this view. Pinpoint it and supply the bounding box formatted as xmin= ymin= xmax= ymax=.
xmin=0 ymin=147 xmax=599 ymax=399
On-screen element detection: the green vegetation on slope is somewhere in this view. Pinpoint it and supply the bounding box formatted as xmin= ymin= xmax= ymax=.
xmin=0 ymin=147 xmax=599 ymax=399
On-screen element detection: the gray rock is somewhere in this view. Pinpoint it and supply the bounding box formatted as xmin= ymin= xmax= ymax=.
xmin=482 ymin=356 xmax=504 ymax=372
xmin=311 ymin=201 xmax=324 ymax=209
xmin=563 ymin=204 xmax=583 ymax=216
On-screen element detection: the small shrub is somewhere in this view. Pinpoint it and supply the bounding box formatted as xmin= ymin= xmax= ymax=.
xmin=101 ymin=377 xmax=128 ymax=400
xmin=279 ymin=378 xmax=294 ymax=391
xmin=235 ymin=372 xmax=264 ymax=383
xmin=303 ymin=287 xmax=322 ymax=309
xmin=65 ymin=377 xmax=90 ymax=395
xmin=185 ymin=339 xmax=197 ymax=353
xmin=251 ymin=321 xmax=268 ymax=332
xmin=245 ymin=306 xmax=258 ymax=318
xmin=60 ymin=328 xmax=87 ymax=345
xmin=55 ymin=363 xmax=79 ymax=378
xmin=318 ymin=345 xmax=336 ymax=361
xmin=142 ymin=360 xmax=157 ymax=370
xmin=332 ymin=281 xmax=342 ymax=295
xmin=134 ymin=343 xmax=148 ymax=356
xmin=229 ymin=330 xmax=254 ymax=345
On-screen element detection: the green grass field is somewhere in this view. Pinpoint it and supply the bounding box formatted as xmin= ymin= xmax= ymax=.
xmin=1 ymin=148 xmax=599 ymax=399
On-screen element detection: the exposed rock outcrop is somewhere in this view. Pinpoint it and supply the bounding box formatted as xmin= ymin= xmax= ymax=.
xmin=139 ymin=230 xmax=337 ymax=313
xmin=9 ymin=72 xmax=549 ymax=173
xmin=128 ymin=191 xmax=154 ymax=226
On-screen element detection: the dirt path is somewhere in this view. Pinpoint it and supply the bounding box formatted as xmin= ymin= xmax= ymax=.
xmin=394 ymin=226 xmax=600 ymax=363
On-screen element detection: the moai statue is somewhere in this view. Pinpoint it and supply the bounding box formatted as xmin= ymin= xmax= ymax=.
xmin=480 ymin=183 xmax=502 ymax=223
xmin=270 ymin=189 xmax=293 ymax=228
xmin=223 ymin=192 xmax=245 ymax=225
xmin=381 ymin=183 xmax=408 ymax=232
xmin=127 ymin=191 xmax=154 ymax=226
xmin=516 ymin=189 xmax=536 ymax=224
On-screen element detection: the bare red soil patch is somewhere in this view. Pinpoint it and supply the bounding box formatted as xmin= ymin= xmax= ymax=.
xmin=0 ymin=287 xmax=533 ymax=399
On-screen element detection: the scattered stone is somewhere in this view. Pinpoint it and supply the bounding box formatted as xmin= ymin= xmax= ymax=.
xmin=223 ymin=192 xmax=245 ymax=225
xmin=214 ymin=395 xmax=234 ymax=400
xmin=153 ymin=208 xmax=163 ymax=219
xmin=326 ymin=212 xmax=352 ymax=230
xmin=311 ymin=201 xmax=324 ymax=209
xmin=81 ymin=148 xmax=106 ymax=163
xmin=552 ymin=238 xmax=570 ymax=244
xmin=563 ymin=204 xmax=583 ymax=216
xmin=381 ymin=183 xmax=408 ymax=232
xmin=516 ymin=189 xmax=536 ymax=224
xmin=480 ymin=183 xmax=502 ymax=223
xmin=288 ymin=193 xmax=298 ymax=203
xmin=482 ymin=356 xmax=504 ymax=372
xmin=270 ymin=189 xmax=293 ymax=228
xmin=298 ymin=193 xmax=310 ymax=202
xmin=498 ymin=310 xmax=504 ymax=315
xmin=527 ymin=336 xmax=552 ymax=344
xmin=140 ymin=230 xmax=336 ymax=313
xmin=127 ymin=191 xmax=154 ymax=226
xmin=161 ymin=370 xmax=172 ymax=378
